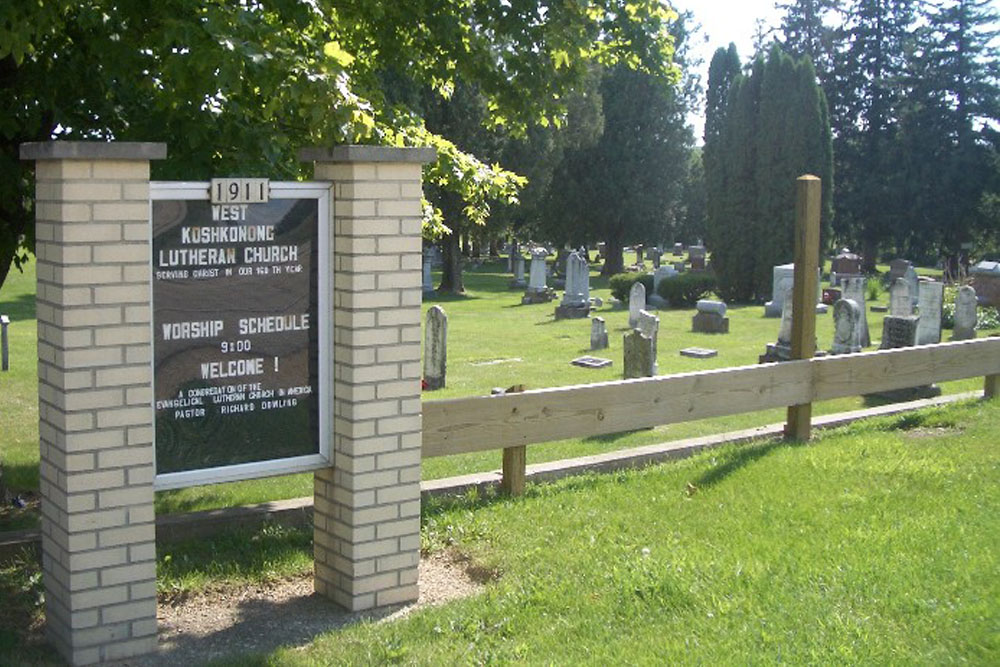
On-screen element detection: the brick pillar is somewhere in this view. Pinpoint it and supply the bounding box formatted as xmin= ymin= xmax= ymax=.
xmin=20 ymin=142 xmax=165 ymax=665
xmin=300 ymin=145 xmax=434 ymax=610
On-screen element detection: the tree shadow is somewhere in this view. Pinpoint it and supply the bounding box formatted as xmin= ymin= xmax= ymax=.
xmin=0 ymin=293 xmax=36 ymax=322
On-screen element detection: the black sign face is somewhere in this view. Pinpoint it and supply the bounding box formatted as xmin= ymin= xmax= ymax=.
xmin=152 ymin=196 xmax=321 ymax=476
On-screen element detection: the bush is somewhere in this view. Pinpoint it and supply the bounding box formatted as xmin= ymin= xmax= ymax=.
xmin=608 ymin=273 xmax=654 ymax=302
xmin=656 ymin=271 xmax=717 ymax=308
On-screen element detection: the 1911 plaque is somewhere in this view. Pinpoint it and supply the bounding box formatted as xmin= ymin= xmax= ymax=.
xmin=151 ymin=182 xmax=330 ymax=487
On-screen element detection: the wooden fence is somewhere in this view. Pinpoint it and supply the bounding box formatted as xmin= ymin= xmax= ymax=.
xmin=422 ymin=337 xmax=1000 ymax=493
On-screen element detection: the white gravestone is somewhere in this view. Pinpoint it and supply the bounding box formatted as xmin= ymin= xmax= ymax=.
xmin=423 ymin=305 xmax=447 ymax=390
xmin=777 ymin=285 xmax=795 ymax=347
xmin=903 ymin=266 xmax=920 ymax=310
xmin=841 ymin=276 xmax=871 ymax=347
xmin=915 ymin=280 xmax=944 ymax=345
xmin=952 ymin=285 xmax=978 ymax=340
xmin=511 ymin=254 xmax=526 ymax=287
xmin=561 ymin=250 xmax=590 ymax=307
xmin=528 ymin=247 xmax=548 ymax=291
xmin=590 ymin=317 xmax=609 ymax=350
xmin=889 ymin=278 xmax=912 ymax=317
xmin=652 ymin=265 xmax=677 ymax=295
xmin=628 ymin=282 xmax=646 ymax=328
xmin=765 ymin=263 xmax=824 ymax=317
xmin=831 ymin=298 xmax=863 ymax=354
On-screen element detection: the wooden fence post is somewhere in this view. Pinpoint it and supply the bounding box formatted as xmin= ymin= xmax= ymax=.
xmin=986 ymin=374 xmax=998 ymax=399
xmin=785 ymin=175 xmax=822 ymax=441
xmin=502 ymin=446 xmax=527 ymax=496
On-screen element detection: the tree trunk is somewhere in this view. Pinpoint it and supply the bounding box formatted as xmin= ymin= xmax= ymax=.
xmin=471 ymin=235 xmax=482 ymax=258
xmin=489 ymin=238 xmax=501 ymax=258
xmin=461 ymin=232 xmax=471 ymax=257
xmin=438 ymin=230 xmax=465 ymax=293
xmin=601 ymin=238 xmax=625 ymax=276
xmin=861 ymin=235 xmax=877 ymax=274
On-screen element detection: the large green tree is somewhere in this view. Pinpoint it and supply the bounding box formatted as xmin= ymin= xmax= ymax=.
xmin=708 ymin=47 xmax=832 ymax=302
xmin=703 ymin=43 xmax=742 ymax=250
xmin=0 ymin=0 xmax=679 ymax=289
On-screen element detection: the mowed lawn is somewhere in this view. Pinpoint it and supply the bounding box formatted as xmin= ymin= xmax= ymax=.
xmin=0 ymin=256 xmax=993 ymax=522
xmin=196 ymin=399 xmax=996 ymax=664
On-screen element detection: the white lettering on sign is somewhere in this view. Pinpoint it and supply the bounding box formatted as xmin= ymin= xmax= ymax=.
xmin=162 ymin=320 xmax=224 ymax=340
xmin=244 ymin=245 xmax=298 ymax=264
xmin=180 ymin=225 xmax=275 ymax=244
xmin=237 ymin=314 xmax=310 ymax=335
xmin=200 ymin=358 xmax=265 ymax=379
xmin=158 ymin=247 xmax=237 ymax=267
xmin=211 ymin=178 xmax=269 ymax=205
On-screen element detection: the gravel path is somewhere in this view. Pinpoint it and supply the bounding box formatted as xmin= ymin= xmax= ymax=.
xmin=120 ymin=551 xmax=484 ymax=666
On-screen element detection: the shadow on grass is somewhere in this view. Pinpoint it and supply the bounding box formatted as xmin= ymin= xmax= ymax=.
xmin=692 ymin=438 xmax=793 ymax=490
xmin=0 ymin=292 xmax=36 ymax=322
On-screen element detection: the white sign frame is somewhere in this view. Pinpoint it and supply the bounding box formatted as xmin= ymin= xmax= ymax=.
xmin=149 ymin=181 xmax=333 ymax=490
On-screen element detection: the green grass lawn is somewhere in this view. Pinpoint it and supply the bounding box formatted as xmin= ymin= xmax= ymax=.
xmin=6 ymin=397 xmax=995 ymax=664
xmin=1 ymin=256 xmax=995 ymax=525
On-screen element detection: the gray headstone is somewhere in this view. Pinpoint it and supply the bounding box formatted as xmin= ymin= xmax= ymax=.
xmin=637 ymin=309 xmax=659 ymax=374
xmin=512 ymin=254 xmax=526 ymax=286
xmin=952 ymin=285 xmax=978 ymax=340
xmin=903 ymin=266 xmax=920 ymax=309
xmin=590 ymin=317 xmax=609 ymax=350
xmin=889 ymin=278 xmax=912 ymax=317
xmin=628 ymin=282 xmax=646 ymax=328
xmin=528 ymin=247 xmax=548 ymax=291
xmin=915 ymin=280 xmax=944 ymax=345
xmin=623 ymin=330 xmax=655 ymax=379
xmin=696 ymin=299 xmax=727 ymax=317
xmin=680 ymin=347 xmax=718 ymax=359
xmin=841 ymin=276 xmax=871 ymax=347
xmin=777 ymin=285 xmax=795 ymax=346
xmin=422 ymin=255 xmax=434 ymax=292
xmin=880 ymin=315 xmax=918 ymax=349
xmin=561 ymin=250 xmax=590 ymax=308
xmin=765 ymin=263 xmax=824 ymax=317
xmin=652 ymin=265 xmax=677 ymax=295
xmin=423 ymin=305 xmax=447 ymax=390
xmin=831 ymin=298 xmax=863 ymax=354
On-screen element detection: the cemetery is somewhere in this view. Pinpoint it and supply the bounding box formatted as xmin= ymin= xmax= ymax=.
xmin=3 ymin=1 xmax=1000 ymax=663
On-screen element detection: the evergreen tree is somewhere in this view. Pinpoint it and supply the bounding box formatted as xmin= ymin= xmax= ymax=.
xmin=828 ymin=0 xmax=917 ymax=270
xmin=703 ymin=44 xmax=742 ymax=256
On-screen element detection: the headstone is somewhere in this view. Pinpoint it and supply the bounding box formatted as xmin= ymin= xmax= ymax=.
xmin=422 ymin=254 xmax=435 ymax=293
xmin=623 ymin=330 xmax=655 ymax=379
xmin=590 ymin=317 xmax=609 ymax=350
xmin=672 ymin=242 xmax=684 ymax=256
xmin=522 ymin=247 xmax=555 ymax=304
xmin=841 ymin=276 xmax=872 ymax=347
xmin=634 ymin=244 xmax=645 ymax=269
xmin=889 ymin=277 xmax=912 ymax=317
xmin=510 ymin=253 xmax=526 ymax=288
xmin=672 ymin=261 xmax=686 ymax=272
xmin=571 ymin=355 xmax=612 ymax=369
xmin=555 ymin=250 xmax=591 ymax=319
xmin=952 ymin=285 xmax=978 ymax=340
xmin=628 ymin=282 xmax=646 ymax=328
xmin=903 ymin=266 xmax=920 ymax=309
xmin=637 ymin=309 xmax=660 ymax=374
xmin=831 ymin=298 xmax=863 ymax=354
xmin=652 ymin=265 xmax=677 ymax=295
xmin=880 ymin=315 xmax=918 ymax=349
xmin=765 ymin=263 xmax=823 ymax=317
xmin=915 ymin=280 xmax=944 ymax=345
xmin=888 ymin=258 xmax=912 ymax=282
xmin=822 ymin=287 xmax=841 ymax=305
xmin=691 ymin=299 xmax=730 ymax=334
xmin=688 ymin=245 xmax=706 ymax=271
xmin=648 ymin=247 xmax=663 ymax=268
xmin=423 ymin=305 xmax=447 ymax=390
xmin=830 ymin=248 xmax=863 ymax=285
xmin=760 ymin=286 xmax=795 ymax=362
xmin=971 ymin=261 xmax=1000 ymax=307
xmin=680 ymin=347 xmax=718 ymax=359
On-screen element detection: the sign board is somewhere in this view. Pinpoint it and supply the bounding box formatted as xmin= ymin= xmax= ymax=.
xmin=150 ymin=181 xmax=331 ymax=489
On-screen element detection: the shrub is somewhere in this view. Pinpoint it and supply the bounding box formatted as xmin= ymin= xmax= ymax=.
xmin=657 ymin=272 xmax=717 ymax=308
xmin=609 ymin=273 xmax=654 ymax=302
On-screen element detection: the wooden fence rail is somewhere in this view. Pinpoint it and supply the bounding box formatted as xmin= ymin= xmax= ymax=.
xmin=423 ymin=337 xmax=1000 ymax=461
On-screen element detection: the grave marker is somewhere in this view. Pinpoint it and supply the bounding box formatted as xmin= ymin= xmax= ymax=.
xmin=841 ymin=276 xmax=871 ymax=347
xmin=424 ymin=305 xmax=448 ymax=390
xmin=831 ymin=298 xmax=862 ymax=354
xmin=637 ymin=309 xmax=660 ymax=374
xmin=628 ymin=281 xmax=646 ymax=328
xmin=889 ymin=277 xmax=912 ymax=317
xmin=623 ymin=329 xmax=655 ymax=378
xmin=691 ymin=299 xmax=729 ymax=334
xmin=915 ymin=280 xmax=944 ymax=345
xmin=952 ymin=285 xmax=978 ymax=340
xmin=555 ymin=249 xmax=591 ymax=319
xmin=590 ymin=317 xmax=609 ymax=350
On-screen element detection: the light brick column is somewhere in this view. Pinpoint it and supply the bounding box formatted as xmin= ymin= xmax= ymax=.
xmin=300 ymin=145 xmax=434 ymax=610
xmin=21 ymin=142 xmax=165 ymax=665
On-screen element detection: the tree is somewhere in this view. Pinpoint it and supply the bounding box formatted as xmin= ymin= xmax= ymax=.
xmin=543 ymin=15 xmax=697 ymax=276
xmin=676 ymin=148 xmax=707 ymax=245
xmin=703 ymin=44 xmax=742 ymax=251
xmin=897 ymin=0 xmax=999 ymax=271
xmin=777 ymin=0 xmax=838 ymax=76
xmin=708 ymin=47 xmax=832 ymax=301
xmin=0 ymin=0 xmax=680 ymax=289
xmin=827 ymin=0 xmax=917 ymax=270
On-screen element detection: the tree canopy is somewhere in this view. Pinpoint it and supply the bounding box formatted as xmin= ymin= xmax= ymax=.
xmin=0 ymin=0 xmax=680 ymax=288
